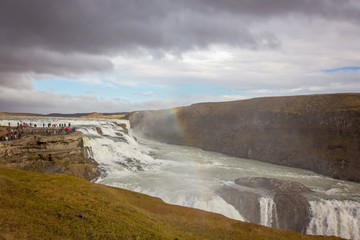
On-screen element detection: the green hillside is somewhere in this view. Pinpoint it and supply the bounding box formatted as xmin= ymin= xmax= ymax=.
xmin=0 ymin=166 xmax=342 ymax=240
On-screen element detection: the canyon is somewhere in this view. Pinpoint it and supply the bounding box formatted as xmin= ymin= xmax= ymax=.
xmin=129 ymin=93 xmax=360 ymax=182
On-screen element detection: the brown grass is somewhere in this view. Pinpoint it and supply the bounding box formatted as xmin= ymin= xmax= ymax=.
xmin=0 ymin=112 xmax=44 ymax=117
xmin=0 ymin=166 xmax=344 ymax=240
xmin=79 ymin=112 xmax=126 ymax=119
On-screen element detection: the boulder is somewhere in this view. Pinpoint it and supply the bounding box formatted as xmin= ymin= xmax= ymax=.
xmin=234 ymin=177 xmax=310 ymax=233
xmin=113 ymin=122 xmax=129 ymax=135
xmin=273 ymin=192 xmax=310 ymax=233
xmin=96 ymin=127 xmax=103 ymax=135
xmin=216 ymin=186 xmax=261 ymax=223
xmin=234 ymin=177 xmax=311 ymax=193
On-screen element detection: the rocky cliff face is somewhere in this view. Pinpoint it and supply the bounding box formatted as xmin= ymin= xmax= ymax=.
xmin=0 ymin=131 xmax=99 ymax=180
xmin=217 ymin=177 xmax=311 ymax=233
xmin=130 ymin=93 xmax=360 ymax=182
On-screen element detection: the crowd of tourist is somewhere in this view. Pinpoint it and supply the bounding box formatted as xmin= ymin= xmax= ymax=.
xmin=0 ymin=122 xmax=76 ymax=142
xmin=0 ymin=128 xmax=22 ymax=141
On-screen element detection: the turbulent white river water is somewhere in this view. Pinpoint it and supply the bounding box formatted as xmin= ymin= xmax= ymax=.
xmin=2 ymin=117 xmax=360 ymax=240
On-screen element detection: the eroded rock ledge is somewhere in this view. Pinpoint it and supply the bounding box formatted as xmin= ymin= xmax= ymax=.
xmin=217 ymin=177 xmax=311 ymax=233
xmin=0 ymin=130 xmax=99 ymax=180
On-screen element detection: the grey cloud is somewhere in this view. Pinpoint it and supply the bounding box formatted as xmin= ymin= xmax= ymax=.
xmin=1 ymin=0 xmax=359 ymax=92
xmin=0 ymin=0 xmax=284 ymax=91
xmin=0 ymin=47 xmax=113 ymax=76
xmin=1 ymin=0 xmax=358 ymax=55
xmin=0 ymin=73 xmax=33 ymax=89
xmin=189 ymin=0 xmax=360 ymax=21
xmin=0 ymin=0 xmax=285 ymax=56
xmin=0 ymin=46 xmax=113 ymax=90
xmin=0 ymin=88 xmax=171 ymax=114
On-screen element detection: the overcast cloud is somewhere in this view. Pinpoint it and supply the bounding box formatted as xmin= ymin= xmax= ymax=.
xmin=0 ymin=0 xmax=359 ymax=113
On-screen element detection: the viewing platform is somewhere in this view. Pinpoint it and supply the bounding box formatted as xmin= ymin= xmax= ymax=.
xmin=0 ymin=125 xmax=76 ymax=142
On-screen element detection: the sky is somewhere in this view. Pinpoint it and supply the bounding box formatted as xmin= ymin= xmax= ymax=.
xmin=0 ymin=0 xmax=359 ymax=114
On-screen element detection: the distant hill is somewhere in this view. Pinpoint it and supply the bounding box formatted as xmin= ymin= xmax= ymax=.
xmin=0 ymin=112 xmax=44 ymax=117
xmin=46 ymin=113 xmax=87 ymax=117
xmin=78 ymin=112 xmax=127 ymax=119
xmin=48 ymin=112 xmax=128 ymax=118
xmin=0 ymin=112 xmax=129 ymax=119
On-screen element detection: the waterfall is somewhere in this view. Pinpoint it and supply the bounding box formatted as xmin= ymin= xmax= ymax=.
xmin=2 ymin=116 xmax=360 ymax=240
xmin=79 ymin=123 xmax=160 ymax=175
xmin=307 ymin=200 xmax=360 ymax=240
xmin=259 ymin=197 xmax=278 ymax=228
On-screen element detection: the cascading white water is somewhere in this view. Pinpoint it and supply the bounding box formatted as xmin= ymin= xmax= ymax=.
xmin=1 ymin=116 xmax=360 ymax=240
xmin=307 ymin=200 xmax=360 ymax=240
xmin=259 ymin=197 xmax=278 ymax=228
xmin=79 ymin=120 xmax=360 ymax=240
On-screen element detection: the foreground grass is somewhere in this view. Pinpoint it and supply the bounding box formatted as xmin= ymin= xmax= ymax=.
xmin=0 ymin=166 xmax=343 ymax=240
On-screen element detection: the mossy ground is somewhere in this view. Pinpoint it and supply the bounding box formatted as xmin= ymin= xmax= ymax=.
xmin=0 ymin=166 xmax=343 ymax=240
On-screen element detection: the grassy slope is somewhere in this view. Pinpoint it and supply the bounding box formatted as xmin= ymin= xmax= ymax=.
xmin=0 ymin=166 xmax=343 ymax=240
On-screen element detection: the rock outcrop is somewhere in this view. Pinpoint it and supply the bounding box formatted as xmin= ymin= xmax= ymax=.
xmin=217 ymin=177 xmax=311 ymax=233
xmin=0 ymin=130 xmax=99 ymax=180
xmin=216 ymin=187 xmax=261 ymax=223
xmin=129 ymin=93 xmax=360 ymax=182
xmin=236 ymin=177 xmax=311 ymax=233
xmin=234 ymin=177 xmax=311 ymax=193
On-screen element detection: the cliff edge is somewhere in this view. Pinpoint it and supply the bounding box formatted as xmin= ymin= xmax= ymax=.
xmin=0 ymin=129 xmax=99 ymax=180
xmin=129 ymin=93 xmax=360 ymax=182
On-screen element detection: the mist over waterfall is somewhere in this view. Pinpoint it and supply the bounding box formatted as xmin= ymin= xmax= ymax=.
xmin=1 ymin=116 xmax=360 ymax=240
